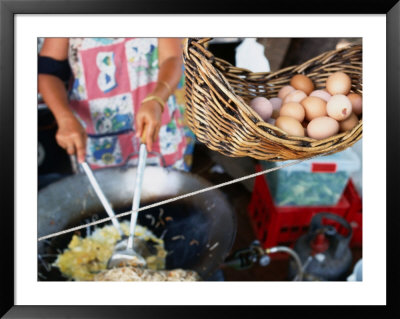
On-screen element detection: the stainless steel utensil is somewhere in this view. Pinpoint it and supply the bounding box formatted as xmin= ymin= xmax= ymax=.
xmin=81 ymin=161 xmax=124 ymax=237
xmin=107 ymin=135 xmax=148 ymax=268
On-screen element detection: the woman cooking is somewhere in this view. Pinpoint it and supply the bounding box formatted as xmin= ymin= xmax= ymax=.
xmin=38 ymin=37 xmax=193 ymax=171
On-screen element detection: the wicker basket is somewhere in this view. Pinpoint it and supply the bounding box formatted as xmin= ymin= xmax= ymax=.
xmin=183 ymin=38 xmax=362 ymax=161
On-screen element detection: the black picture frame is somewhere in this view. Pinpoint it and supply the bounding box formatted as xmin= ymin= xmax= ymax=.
xmin=1 ymin=0 xmax=399 ymax=318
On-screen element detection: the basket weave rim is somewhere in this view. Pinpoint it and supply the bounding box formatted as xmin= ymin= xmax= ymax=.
xmin=183 ymin=38 xmax=362 ymax=160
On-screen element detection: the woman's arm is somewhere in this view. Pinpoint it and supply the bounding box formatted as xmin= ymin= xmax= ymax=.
xmin=135 ymin=38 xmax=183 ymax=152
xmin=38 ymin=38 xmax=87 ymax=163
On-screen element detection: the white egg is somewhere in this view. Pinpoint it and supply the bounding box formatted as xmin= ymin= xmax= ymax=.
xmin=249 ymin=97 xmax=273 ymax=121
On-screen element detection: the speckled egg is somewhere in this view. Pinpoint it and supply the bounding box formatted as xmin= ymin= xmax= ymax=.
xmin=326 ymin=94 xmax=352 ymax=121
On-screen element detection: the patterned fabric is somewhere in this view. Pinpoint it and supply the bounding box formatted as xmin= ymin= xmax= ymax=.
xmin=67 ymin=38 xmax=194 ymax=171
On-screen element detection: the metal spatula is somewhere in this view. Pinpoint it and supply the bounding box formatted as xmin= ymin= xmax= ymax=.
xmin=107 ymin=131 xmax=148 ymax=268
xmin=81 ymin=161 xmax=124 ymax=237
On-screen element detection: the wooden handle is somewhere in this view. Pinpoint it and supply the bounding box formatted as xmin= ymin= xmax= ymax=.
xmin=141 ymin=124 xmax=147 ymax=144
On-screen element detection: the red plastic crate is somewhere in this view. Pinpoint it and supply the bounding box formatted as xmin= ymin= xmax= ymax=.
xmin=247 ymin=164 xmax=361 ymax=258
xmin=343 ymin=179 xmax=362 ymax=247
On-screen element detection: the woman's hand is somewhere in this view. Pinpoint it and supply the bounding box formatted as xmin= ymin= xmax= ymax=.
xmin=135 ymin=38 xmax=183 ymax=152
xmin=135 ymin=100 xmax=162 ymax=152
xmin=38 ymin=38 xmax=88 ymax=161
xmin=55 ymin=115 xmax=87 ymax=163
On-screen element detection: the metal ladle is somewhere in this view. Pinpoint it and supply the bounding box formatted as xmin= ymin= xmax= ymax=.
xmin=107 ymin=131 xmax=148 ymax=268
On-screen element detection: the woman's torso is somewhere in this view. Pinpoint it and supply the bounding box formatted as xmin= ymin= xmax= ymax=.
xmin=67 ymin=38 xmax=188 ymax=170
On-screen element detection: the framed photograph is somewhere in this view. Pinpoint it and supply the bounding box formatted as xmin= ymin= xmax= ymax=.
xmin=1 ymin=0 xmax=399 ymax=318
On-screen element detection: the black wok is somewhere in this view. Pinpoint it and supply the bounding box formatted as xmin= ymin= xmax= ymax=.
xmin=38 ymin=166 xmax=237 ymax=280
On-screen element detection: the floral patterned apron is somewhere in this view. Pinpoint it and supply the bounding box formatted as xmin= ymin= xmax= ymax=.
xmin=67 ymin=38 xmax=192 ymax=170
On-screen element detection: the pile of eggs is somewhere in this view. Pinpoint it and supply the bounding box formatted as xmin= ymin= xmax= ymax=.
xmin=248 ymin=71 xmax=362 ymax=140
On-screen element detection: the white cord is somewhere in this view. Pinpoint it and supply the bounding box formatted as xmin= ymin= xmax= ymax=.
xmin=38 ymin=155 xmax=322 ymax=242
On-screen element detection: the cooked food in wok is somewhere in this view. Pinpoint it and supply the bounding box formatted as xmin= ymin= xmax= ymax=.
xmin=54 ymin=221 xmax=168 ymax=281
xmin=54 ymin=220 xmax=201 ymax=281
xmin=94 ymin=266 xmax=200 ymax=281
xmin=39 ymin=166 xmax=236 ymax=281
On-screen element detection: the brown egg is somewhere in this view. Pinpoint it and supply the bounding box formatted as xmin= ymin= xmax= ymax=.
xmin=326 ymin=94 xmax=352 ymax=121
xmin=278 ymin=85 xmax=296 ymax=100
xmin=339 ymin=112 xmax=359 ymax=132
xmin=310 ymin=89 xmax=332 ymax=102
xmin=326 ymin=72 xmax=352 ymax=95
xmin=275 ymin=116 xmax=305 ymax=137
xmin=307 ymin=116 xmax=339 ymax=140
xmin=283 ymin=90 xmax=307 ymax=104
xmin=279 ymin=102 xmax=305 ymax=122
xmin=301 ymin=96 xmax=327 ymax=121
xmin=290 ymin=74 xmax=315 ymax=95
xmin=347 ymin=93 xmax=362 ymax=116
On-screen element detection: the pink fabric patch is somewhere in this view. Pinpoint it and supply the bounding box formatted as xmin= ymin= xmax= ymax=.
xmin=79 ymin=41 xmax=130 ymax=100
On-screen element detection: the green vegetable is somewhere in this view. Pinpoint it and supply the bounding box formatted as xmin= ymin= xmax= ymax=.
xmin=263 ymin=163 xmax=349 ymax=206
